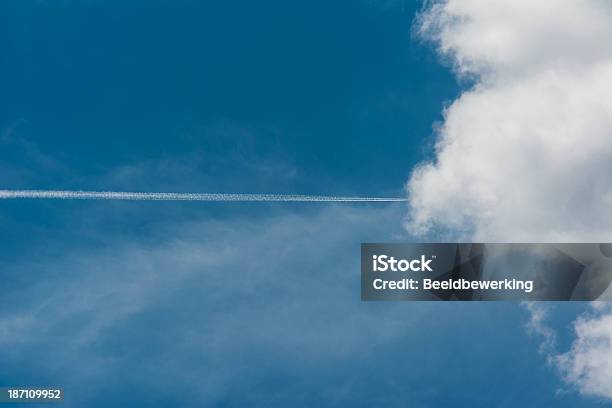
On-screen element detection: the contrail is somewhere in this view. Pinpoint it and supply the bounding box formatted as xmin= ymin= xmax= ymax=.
xmin=0 ymin=190 xmax=408 ymax=202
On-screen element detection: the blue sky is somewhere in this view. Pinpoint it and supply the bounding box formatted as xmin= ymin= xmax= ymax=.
xmin=0 ymin=1 xmax=605 ymax=407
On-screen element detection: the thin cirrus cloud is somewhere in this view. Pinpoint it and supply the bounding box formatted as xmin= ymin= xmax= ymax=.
xmin=0 ymin=204 xmax=431 ymax=406
xmin=407 ymin=0 xmax=612 ymax=400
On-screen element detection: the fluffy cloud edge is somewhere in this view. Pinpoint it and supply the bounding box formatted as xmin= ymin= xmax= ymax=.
xmin=408 ymin=0 xmax=612 ymax=400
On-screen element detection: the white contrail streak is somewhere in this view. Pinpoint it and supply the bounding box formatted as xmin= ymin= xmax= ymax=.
xmin=0 ymin=190 xmax=408 ymax=202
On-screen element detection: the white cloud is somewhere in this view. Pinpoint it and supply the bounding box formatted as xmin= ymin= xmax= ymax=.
xmin=524 ymin=302 xmax=612 ymax=400
xmin=408 ymin=0 xmax=612 ymax=242
xmin=408 ymin=0 xmax=612 ymax=400
xmin=521 ymin=302 xmax=556 ymax=356
xmin=556 ymin=304 xmax=612 ymax=400
xmin=417 ymin=0 xmax=612 ymax=80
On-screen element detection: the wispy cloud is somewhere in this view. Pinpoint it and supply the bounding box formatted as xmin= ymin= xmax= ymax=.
xmin=522 ymin=303 xmax=612 ymax=400
xmin=521 ymin=302 xmax=556 ymax=357
xmin=0 ymin=203 xmax=425 ymax=406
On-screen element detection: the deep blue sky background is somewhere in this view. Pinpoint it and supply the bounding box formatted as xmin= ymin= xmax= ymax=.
xmin=0 ymin=1 xmax=599 ymax=407
xmin=1 ymin=0 xmax=456 ymax=193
